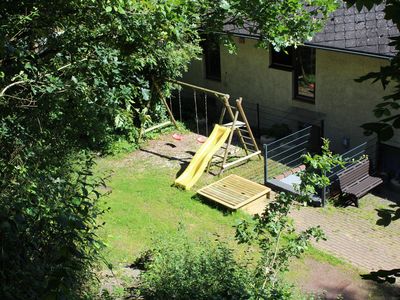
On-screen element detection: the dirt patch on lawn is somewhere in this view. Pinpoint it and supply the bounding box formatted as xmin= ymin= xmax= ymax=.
xmin=114 ymin=132 xmax=245 ymax=184
xmin=290 ymin=258 xmax=400 ymax=299
xmin=118 ymin=132 xmax=204 ymax=172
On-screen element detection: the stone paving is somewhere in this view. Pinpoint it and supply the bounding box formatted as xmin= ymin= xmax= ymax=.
xmin=244 ymin=189 xmax=400 ymax=280
xmin=289 ymin=194 xmax=400 ymax=273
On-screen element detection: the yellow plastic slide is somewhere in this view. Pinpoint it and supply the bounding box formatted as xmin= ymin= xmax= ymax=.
xmin=174 ymin=124 xmax=231 ymax=190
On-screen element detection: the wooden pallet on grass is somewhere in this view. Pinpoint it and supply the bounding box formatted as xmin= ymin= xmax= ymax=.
xmin=197 ymin=174 xmax=271 ymax=210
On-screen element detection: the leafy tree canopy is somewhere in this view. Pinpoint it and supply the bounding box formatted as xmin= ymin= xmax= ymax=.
xmin=0 ymin=0 xmax=338 ymax=298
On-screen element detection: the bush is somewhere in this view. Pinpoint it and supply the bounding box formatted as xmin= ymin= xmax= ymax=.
xmin=138 ymin=236 xmax=253 ymax=300
xmin=0 ymin=154 xmax=106 ymax=299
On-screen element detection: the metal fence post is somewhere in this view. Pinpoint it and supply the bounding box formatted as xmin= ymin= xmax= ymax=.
xmin=257 ymin=103 xmax=260 ymax=138
xmin=321 ymin=170 xmax=327 ymax=207
xmin=264 ymin=144 xmax=268 ymax=186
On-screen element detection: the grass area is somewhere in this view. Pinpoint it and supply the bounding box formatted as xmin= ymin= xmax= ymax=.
xmin=96 ymin=154 xmax=250 ymax=265
xmin=305 ymin=246 xmax=346 ymax=267
xmin=96 ymin=130 xmax=357 ymax=267
xmin=94 ymin=132 xmax=400 ymax=299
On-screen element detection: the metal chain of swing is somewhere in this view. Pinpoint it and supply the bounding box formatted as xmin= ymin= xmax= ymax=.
xmin=204 ymin=93 xmax=208 ymax=136
xmin=178 ymin=88 xmax=182 ymax=122
xmin=169 ymin=96 xmax=173 ymax=116
xmin=194 ymin=91 xmax=210 ymax=137
xmin=194 ymin=90 xmax=199 ymax=134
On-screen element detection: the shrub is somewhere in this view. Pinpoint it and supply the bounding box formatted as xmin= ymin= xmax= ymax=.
xmin=138 ymin=236 xmax=253 ymax=300
xmin=0 ymin=155 xmax=106 ymax=299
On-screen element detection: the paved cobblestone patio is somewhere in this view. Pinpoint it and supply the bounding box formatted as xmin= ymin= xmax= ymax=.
xmin=290 ymin=194 xmax=400 ymax=274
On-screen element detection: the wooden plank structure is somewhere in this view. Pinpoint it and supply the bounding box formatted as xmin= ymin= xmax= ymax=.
xmin=210 ymin=97 xmax=261 ymax=175
xmin=197 ymin=174 xmax=271 ymax=210
xmin=154 ymin=79 xmax=261 ymax=175
xmin=171 ymin=81 xmax=261 ymax=168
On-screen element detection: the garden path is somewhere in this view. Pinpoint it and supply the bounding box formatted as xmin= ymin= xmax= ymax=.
xmin=290 ymin=198 xmax=400 ymax=274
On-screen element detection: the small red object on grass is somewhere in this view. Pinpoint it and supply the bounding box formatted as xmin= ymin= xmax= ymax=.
xmin=172 ymin=133 xmax=183 ymax=141
xmin=196 ymin=136 xmax=207 ymax=143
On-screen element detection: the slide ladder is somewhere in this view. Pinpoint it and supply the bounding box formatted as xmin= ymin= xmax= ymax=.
xmin=212 ymin=97 xmax=261 ymax=174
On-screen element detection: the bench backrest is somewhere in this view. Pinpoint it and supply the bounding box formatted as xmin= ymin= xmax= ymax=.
xmin=337 ymin=159 xmax=370 ymax=189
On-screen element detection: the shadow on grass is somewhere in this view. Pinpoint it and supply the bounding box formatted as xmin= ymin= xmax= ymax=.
xmin=360 ymin=195 xmax=400 ymax=291
xmin=192 ymin=194 xmax=235 ymax=216
xmin=329 ymin=194 xmax=357 ymax=208
xmin=138 ymin=148 xmax=193 ymax=179
xmin=308 ymin=276 xmax=400 ymax=300
xmin=139 ymin=148 xmax=189 ymax=163
xmin=175 ymin=161 xmax=189 ymax=178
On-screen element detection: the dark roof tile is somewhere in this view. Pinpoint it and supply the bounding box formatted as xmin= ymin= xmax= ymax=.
xmin=345 ymin=22 xmax=355 ymax=31
xmin=366 ymin=12 xmax=377 ymax=21
xmin=344 ymin=6 xmax=355 ymax=15
xmin=335 ymin=16 xmax=345 ymax=24
xmin=344 ymin=15 xmax=355 ymax=23
xmin=376 ymin=11 xmax=385 ymax=19
xmin=379 ymin=44 xmax=391 ymax=53
xmin=356 ymin=39 xmax=367 ymax=47
xmin=346 ymin=39 xmax=357 ymax=47
xmin=345 ymin=30 xmax=356 ymax=39
xmin=355 ymin=22 xmax=366 ymax=30
xmin=355 ymin=29 xmax=367 ymax=38
xmin=335 ymin=23 xmax=345 ymax=32
xmin=308 ymin=2 xmax=398 ymax=57
xmin=355 ymin=13 xmax=365 ymax=23
xmin=224 ymin=2 xmax=398 ymax=57
xmin=325 ymin=25 xmax=335 ymax=33
xmin=335 ymin=32 xmax=345 ymax=40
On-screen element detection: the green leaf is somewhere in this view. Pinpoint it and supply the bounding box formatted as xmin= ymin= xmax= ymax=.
xmin=392 ymin=116 xmax=400 ymax=129
xmin=220 ymin=0 xmax=230 ymax=10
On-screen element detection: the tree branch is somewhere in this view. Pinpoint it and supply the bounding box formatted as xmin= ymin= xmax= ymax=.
xmin=0 ymin=81 xmax=27 ymax=97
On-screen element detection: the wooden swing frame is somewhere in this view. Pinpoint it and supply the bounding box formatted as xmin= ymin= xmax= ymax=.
xmin=139 ymin=81 xmax=179 ymax=139
xmin=168 ymin=79 xmax=261 ymax=175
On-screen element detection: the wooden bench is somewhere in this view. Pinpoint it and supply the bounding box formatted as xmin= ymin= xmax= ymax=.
xmin=337 ymin=159 xmax=383 ymax=207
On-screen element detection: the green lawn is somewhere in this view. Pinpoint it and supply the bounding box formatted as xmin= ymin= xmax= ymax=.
xmin=95 ymin=134 xmax=393 ymax=298
xmin=96 ymin=154 xmax=250 ymax=265
xmin=95 ymin=131 xmax=345 ymax=266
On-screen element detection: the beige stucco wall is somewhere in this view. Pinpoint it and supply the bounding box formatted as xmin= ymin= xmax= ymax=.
xmin=182 ymin=36 xmax=396 ymax=153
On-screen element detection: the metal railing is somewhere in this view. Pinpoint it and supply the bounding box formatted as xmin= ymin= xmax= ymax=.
xmin=324 ymin=139 xmax=378 ymax=199
xmin=264 ymin=126 xmax=312 ymax=183
xmin=241 ymin=101 xmax=323 ymax=138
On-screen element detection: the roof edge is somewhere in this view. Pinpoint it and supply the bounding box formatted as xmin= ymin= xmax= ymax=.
xmin=222 ymin=31 xmax=394 ymax=60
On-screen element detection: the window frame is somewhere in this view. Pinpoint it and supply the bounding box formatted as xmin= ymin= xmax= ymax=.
xmin=269 ymin=46 xmax=294 ymax=71
xmin=292 ymin=47 xmax=316 ymax=104
xmin=203 ymin=37 xmax=221 ymax=82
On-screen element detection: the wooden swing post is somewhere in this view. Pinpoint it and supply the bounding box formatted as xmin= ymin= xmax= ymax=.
xmin=211 ymin=97 xmax=261 ymax=174
xmin=164 ymin=79 xmax=260 ymax=175
xmin=153 ymin=80 xmax=179 ymax=129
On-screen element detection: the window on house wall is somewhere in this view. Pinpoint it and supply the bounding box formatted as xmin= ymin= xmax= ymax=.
xmin=203 ymin=37 xmax=221 ymax=81
xmin=293 ymin=47 xmax=316 ymax=102
xmin=270 ymin=46 xmax=293 ymax=70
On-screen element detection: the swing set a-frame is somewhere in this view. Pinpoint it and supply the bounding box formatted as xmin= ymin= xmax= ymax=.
xmin=146 ymin=80 xmax=262 ymax=175
xmin=150 ymin=79 xmax=261 ymax=176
